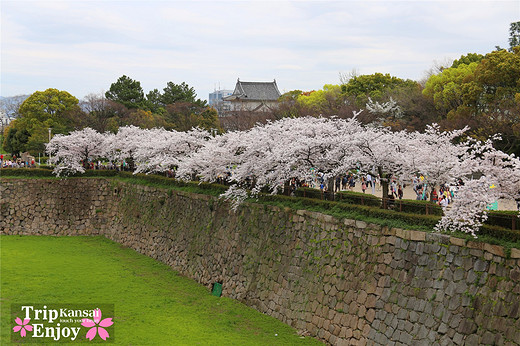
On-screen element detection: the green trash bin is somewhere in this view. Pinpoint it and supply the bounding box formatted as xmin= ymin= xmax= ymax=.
xmin=212 ymin=283 xmax=222 ymax=297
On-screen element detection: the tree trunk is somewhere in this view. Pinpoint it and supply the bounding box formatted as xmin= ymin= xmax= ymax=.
xmin=327 ymin=177 xmax=335 ymax=201
xmin=284 ymin=180 xmax=291 ymax=196
xmin=378 ymin=166 xmax=389 ymax=209
xmin=127 ymin=156 xmax=135 ymax=171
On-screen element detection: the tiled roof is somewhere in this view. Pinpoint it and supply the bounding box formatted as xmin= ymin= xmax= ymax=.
xmin=225 ymin=79 xmax=281 ymax=101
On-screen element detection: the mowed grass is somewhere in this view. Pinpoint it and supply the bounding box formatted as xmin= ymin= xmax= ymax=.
xmin=1 ymin=236 xmax=321 ymax=345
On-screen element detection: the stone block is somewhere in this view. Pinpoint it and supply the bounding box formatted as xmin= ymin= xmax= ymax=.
xmin=355 ymin=220 xmax=367 ymax=229
xmin=394 ymin=228 xmax=406 ymax=239
xmin=474 ymin=259 xmax=488 ymax=272
xmin=484 ymin=243 xmax=505 ymax=257
xmin=511 ymin=248 xmax=520 ymax=259
xmin=410 ymin=230 xmax=426 ymax=241
xmin=463 ymin=334 xmax=479 ymax=345
xmin=385 ymin=235 xmax=396 ymax=244
xmin=457 ymin=319 xmax=476 ymax=334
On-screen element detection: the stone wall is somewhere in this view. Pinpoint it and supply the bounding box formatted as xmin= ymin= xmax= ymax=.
xmin=1 ymin=178 xmax=520 ymax=345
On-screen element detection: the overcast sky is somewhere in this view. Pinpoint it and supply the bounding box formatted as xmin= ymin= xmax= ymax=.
xmin=1 ymin=0 xmax=518 ymax=101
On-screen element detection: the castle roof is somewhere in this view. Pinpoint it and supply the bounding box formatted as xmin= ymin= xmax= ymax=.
xmin=224 ymin=79 xmax=281 ymax=101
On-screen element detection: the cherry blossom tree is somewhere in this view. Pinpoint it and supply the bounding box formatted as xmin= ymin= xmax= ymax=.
xmin=46 ymin=128 xmax=107 ymax=176
xmin=45 ymin=117 xmax=519 ymax=237
xmin=177 ymin=116 xmax=365 ymax=196
xmin=407 ymin=124 xmax=470 ymax=201
xmin=104 ymin=125 xmax=146 ymax=170
xmin=365 ymin=97 xmax=403 ymax=126
xmin=133 ymin=127 xmax=209 ymax=174
xmin=436 ymin=137 xmax=520 ymax=236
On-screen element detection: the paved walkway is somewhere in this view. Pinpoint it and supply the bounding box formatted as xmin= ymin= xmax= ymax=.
xmin=338 ymin=182 xmax=517 ymax=211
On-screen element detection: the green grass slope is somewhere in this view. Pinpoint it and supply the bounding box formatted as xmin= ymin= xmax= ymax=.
xmin=0 ymin=236 xmax=321 ymax=345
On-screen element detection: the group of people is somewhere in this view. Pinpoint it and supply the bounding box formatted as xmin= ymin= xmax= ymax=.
xmin=329 ymin=173 xmax=379 ymax=194
xmin=1 ymin=154 xmax=36 ymax=169
xmin=77 ymin=160 xmax=134 ymax=171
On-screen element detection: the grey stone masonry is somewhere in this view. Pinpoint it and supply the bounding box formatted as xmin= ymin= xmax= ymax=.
xmin=1 ymin=178 xmax=520 ymax=345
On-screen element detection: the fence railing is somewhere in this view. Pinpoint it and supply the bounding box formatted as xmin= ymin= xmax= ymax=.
xmin=293 ymin=187 xmax=518 ymax=230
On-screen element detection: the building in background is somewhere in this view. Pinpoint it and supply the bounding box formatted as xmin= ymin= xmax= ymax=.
xmin=223 ymin=79 xmax=281 ymax=115
xmin=0 ymin=110 xmax=12 ymax=132
xmin=208 ymin=89 xmax=233 ymax=115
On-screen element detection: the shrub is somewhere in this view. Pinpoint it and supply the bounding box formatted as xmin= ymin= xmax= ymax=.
xmin=258 ymin=192 xmax=441 ymax=229
xmin=0 ymin=168 xmax=54 ymax=177
xmin=480 ymin=224 xmax=520 ymax=242
xmin=335 ymin=191 xmax=381 ymax=207
xmin=485 ymin=210 xmax=520 ymax=231
xmin=294 ymin=187 xmax=324 ymax=200
xmin=391 ymin=199 xmax=443 ymax=216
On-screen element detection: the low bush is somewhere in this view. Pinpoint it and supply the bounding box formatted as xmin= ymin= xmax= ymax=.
xmin=480 ymin=224 xmax=520 ymax=243
xmin=294 ymin=187 xmax=324 ymax=200
xmin=0 ymin=168 xmax=54 ymax=177
xmin=258 ymin=192 xmax=440 ymax=229
xmin=392 ymin=199 xmax=443 ymax=216
xmin=335 ymin=190 xmax=381 ymax=207
xmin=485 ymin=210 xmax=519 ymax=231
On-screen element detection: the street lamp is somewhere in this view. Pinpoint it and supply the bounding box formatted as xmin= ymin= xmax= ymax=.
xmin=48 ymin=128 xmax=52 ymax=166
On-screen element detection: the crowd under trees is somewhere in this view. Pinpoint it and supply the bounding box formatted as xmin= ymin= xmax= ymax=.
xmin=45 ymin=116 xmax=520 ymax=238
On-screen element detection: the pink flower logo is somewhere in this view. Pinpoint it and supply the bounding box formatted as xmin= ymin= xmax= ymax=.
xmin=81 ymin=308 xmax=113 ymax=341
xmin=13 ymin=317 xmax=33 ymax=337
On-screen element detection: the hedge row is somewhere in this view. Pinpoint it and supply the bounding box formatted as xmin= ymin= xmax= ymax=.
xmin=125 ymin=172 xmax=229 ymax=195
xmin=295 ymin=187 xmax=443 ymax=215
xmin=485 ymin=210 xmax=519 ymax=231
xmin=392 ymin=199 xmax=443 ymax=216
xmin=480 ymin=224 xmax=520 ymax=243
xmin=0 ymin=168 xmax=55 ymax=177
xmin=260 ymin=192 xmax=441 ymax=229
xmin=336 ymin=190 xmax=381 ymax=207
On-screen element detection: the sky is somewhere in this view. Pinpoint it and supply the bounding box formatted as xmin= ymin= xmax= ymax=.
xmin=1 ymin=0 xmax=519 ymax=101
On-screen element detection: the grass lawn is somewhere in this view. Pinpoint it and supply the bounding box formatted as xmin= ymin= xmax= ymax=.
xmin=0 ymin=236 xmax=321 ymax=345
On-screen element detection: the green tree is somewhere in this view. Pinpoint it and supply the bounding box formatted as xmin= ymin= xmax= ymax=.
xmin=146 ymin=88 xmax=164 ymax=114
xmin=164 ymin=103 xmax=221 ymax=132
xmin=509 ymin=21 xmax=520 ymax=51
xmin=3 ymin=88 xmax=82 ymax=155
xmin=473 ymin=48 xmax=520 ymax=111
xmin=18 ymin=88 xmax=80 ymax=123
xmin=195 ymin=107 xmax=221 ymax=133
xmin=343 ymin=73 xmax=417 ymax=106
xmin=422 ymin=62 xmax=480 ymax=117
xmin=2 ymin=126 xmax=29 ymax=156
xmin=276 ymin=90 xmax=304 ymax=118
xmin=423 ymin=49 xmax=520 ymax=155
xmin=451 ymin=53 xmax=483 ymax=68
xmin=296 ymin=84 xmax=344 ymax=115
xmin=161 ymin=81 xmax=207 ymax=107
xmin=105 ymin=75 xmax=146 ymax=109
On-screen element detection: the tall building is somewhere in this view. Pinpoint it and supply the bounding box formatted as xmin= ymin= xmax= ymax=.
xmin=208 ymin=89 xmax=233 ymax=115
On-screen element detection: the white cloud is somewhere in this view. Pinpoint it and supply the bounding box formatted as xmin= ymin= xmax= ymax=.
xmin=1 ymin=0 xmax=518 ymax=100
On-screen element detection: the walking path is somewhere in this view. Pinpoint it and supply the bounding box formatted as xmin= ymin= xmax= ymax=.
xmin=344 ymin=183 xmax=518 ymax=211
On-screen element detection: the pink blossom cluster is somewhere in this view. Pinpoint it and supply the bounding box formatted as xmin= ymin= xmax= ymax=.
xmin=46 ymin=117 xmax=520 ymax=236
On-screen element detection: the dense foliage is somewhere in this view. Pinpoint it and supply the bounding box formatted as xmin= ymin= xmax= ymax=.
xmin=2 ymin=77 xmax=220 ymax=156
xmin=45 ymin=116 xmax=520 ymax=237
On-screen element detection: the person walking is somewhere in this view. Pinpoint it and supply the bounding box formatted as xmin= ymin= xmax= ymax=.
xmin=397 ymin=185 xmax=403 ymax=199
